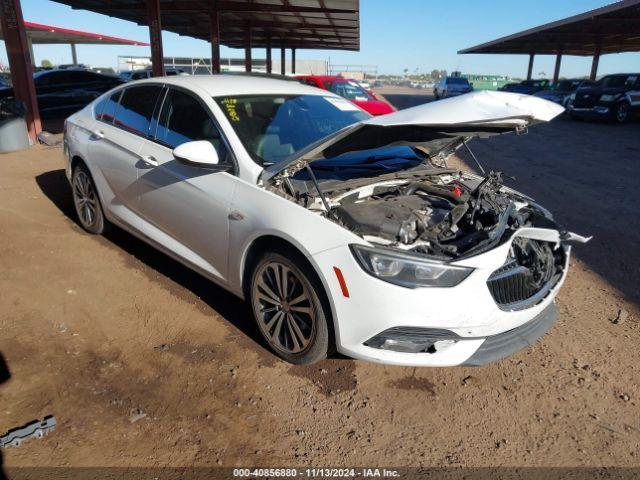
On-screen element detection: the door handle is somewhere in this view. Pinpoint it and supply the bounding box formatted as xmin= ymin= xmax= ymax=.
xmin=140 ymin=155 xmax=159 ymax=167
xmin=90 ymin=130 xmax=105 ymax=140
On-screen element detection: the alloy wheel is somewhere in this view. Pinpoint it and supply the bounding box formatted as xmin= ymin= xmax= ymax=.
xmin=617 ymin=103 xmax=629 ymax=123
xmin=252 ymin=261 xmax=316 ymax=355
xmin=73 ymin=170 xmax=98 ymax=228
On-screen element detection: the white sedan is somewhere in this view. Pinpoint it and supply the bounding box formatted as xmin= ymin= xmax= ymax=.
xmin=63 ymin=75 xmax=587 ymax=366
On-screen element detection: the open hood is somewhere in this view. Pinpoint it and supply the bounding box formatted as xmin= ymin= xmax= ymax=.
xmin=263 ymin=91 xmax=564 ymax=181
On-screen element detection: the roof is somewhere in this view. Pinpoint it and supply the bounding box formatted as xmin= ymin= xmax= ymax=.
xmin=53 ymin=0 xmax=360 ymax=51
xmin=297 ymin=75 xmax=346 ymax=80
xmin=459 ymin=0 xmax=640 ymax=56
xmin=131 ymin=73 xmax=335 ymax=97
xmin=0 ymin=21 xmax=149 ymax=46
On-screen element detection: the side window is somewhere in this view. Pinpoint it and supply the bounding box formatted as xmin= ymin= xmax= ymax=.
xmin=97 ymin=90 xmax=122 ymax=123
xmin=113 ymin=85 xmax=163 ymax=136
xmin=156 ymin=89 xmax=230 ymax=163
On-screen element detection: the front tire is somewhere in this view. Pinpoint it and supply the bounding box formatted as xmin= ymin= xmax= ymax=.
xmin=614 ymin=101 xmax=631 ymax=124
xmin=71 ymin=164 xmax=107 ymax=234
xmin=249 ymin=250 xmax=330 ymax=365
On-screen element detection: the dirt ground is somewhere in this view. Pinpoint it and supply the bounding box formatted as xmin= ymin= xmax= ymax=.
xmin=1 ymin=90 xmax=639 ymax=472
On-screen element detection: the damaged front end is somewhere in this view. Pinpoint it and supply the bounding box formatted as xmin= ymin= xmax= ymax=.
xmin=262 ymin=91 xmax=588 ymax=303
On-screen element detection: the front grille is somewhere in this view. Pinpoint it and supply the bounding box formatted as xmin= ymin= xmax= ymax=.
xmin=573 ymin=92 xmax=597 ymax=108
xmin=487 ymin=240 xmax=564 ymax=311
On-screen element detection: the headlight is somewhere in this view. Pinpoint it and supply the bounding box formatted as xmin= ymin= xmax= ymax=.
xmin=350 ymin=245 xmax=473 ymax=288
xmin=600 ymin=94 xmax=618 ymax=102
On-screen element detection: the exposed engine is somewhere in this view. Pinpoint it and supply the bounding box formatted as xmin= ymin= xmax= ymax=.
xmin=267 ymin=164 xmax=565 ymax=262
xmin=325 ymin=170 xmax=559 ymax=259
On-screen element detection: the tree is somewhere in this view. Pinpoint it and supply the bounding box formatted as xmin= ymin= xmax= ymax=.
xmin=41 ymin=59 xmax=53 ymax=68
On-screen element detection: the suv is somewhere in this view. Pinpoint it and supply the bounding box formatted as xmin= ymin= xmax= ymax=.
xmin=434 ymin=77 xmax=473 ymax=99
xmin=568 ymin=73 xmax=640 ymax=123
xmin=533 ymin=79 xmax=585 ymax=107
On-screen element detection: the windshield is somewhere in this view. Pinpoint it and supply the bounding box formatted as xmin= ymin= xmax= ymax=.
xmin=215 ymin=94 xmax=370 ymax=165
xmin=553 ymin=80 xmax=580 ymax=91
xmin=323 ymin=81 xmax=373 ymax=101
xmin=599 ymin=75 xmax=638 ymax=88
xmin=293 ymin=146 xmax=430 ymax=182
xmin=446 ymin=78 xmax=469 ymax=85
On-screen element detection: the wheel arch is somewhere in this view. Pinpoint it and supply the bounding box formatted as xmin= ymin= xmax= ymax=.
xmin=240 ymin=234 xmax=339 ymax=346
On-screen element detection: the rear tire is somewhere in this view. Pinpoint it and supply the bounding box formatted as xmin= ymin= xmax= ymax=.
xmin=249 ymin=249 xmax=330 ymax=365
xmin=71 ymin=164 xmax=107 ymax=234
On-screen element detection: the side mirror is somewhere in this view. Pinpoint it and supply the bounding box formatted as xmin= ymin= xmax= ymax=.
xmin=173 ymin=140 xmax=225 ymax=170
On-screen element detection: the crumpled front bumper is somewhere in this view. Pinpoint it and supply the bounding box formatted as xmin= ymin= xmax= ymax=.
xmin=311 ymin=227 xmax=573 ymax=367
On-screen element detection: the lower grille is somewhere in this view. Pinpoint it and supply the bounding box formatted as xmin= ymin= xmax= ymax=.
xmin=487 ymin=240 xmax=565 ymax=311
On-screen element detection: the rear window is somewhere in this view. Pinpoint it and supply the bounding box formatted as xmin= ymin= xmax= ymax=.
xmin=113 ymin=86 xmax=162 ymax=136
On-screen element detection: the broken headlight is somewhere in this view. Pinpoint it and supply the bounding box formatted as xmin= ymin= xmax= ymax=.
xmin=350 ymin=245 xmax=473 ymax=288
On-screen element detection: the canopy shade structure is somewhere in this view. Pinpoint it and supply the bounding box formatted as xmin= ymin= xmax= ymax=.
xmin=53 ymin=0 xmax=361 ymax=51
xmin=0 ymin=21 xmax=150 ymax=46
xmin=458 ymin=0 xmax=640 ymax=82
xmin=458 ymin=0 xmax=640 ymax=56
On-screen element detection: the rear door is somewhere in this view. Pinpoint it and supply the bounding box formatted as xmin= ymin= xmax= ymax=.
xmin=136 ymin=87 xmax=238 ymax=283
xmin=88 ymin=84 xmax=163 ymax=216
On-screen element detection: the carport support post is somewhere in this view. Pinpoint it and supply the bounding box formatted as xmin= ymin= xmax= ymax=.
xmin=70 ymin=43 xmax=78 ymax=65
xmin=146 ymin=0 xmax=165 ymax=77
xmin=590 ymin=46 xmax=601 ymax=81
xmin=244 ymin=24 xmax=252 ymax=72
xmin=209 ymin=2 xmax=220 ymax=74
xmin=280 ymin=47 xmax=286 ymax=75
xmin=0 ymin=0 xmax=42 ymax=142
xmin=291 ymin=48 xmax=296 ymax=74
xmin=553 ymin=53 xmax=562 ymax=84
xmin=27 ymin=37 xmax=35 ymax=65
xmin=266 ymin=36 xmax=272 ymax=74
xmin=526 ymin=53 xmax=535 ymax=81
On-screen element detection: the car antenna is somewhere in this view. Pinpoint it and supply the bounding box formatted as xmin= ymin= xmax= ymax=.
xmin=305 ymin=165 xmax=332 ymax=212
xmin=462 ymin=138 xmax=486 ymax=175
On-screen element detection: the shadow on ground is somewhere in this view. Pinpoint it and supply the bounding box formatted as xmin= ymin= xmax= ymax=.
xmin=0 ymin=353 xmax=10 ymax=480
xmin=384 ymin=92 xmax=640 ymax=306
xmin=34 ymin=169 xmax=273 ymax=358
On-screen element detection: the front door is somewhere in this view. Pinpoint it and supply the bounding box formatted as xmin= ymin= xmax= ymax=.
xmin=137 ymin=87 xmax=238 ymax=284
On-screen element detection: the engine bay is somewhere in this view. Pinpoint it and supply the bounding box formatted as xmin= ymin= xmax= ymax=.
xmin=269 ymin=167 xmax=561 ymax=260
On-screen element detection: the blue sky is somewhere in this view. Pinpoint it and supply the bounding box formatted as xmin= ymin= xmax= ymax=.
xmin=2 ymin=0 xmax=639 ymax=78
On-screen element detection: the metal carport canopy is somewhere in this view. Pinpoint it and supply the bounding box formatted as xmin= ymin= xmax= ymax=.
xmin=53 ymin=0 xmax=360 ymax=51
xmin=0 ymin=21 xmax=150 ymax=45
xmin=458 ymin=0 xmax=640 ymax=81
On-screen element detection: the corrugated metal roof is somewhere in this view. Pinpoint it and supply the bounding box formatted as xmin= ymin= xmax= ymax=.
xmin=459 ymin=0 xmax=640 ymax=56
xmin=54 ymin=0 xmax=360 ymax=51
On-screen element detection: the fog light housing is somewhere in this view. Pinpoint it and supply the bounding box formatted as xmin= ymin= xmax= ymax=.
xmin=365 ymin=327 xmax=460 ymax=354
xmin=594 ymin=106 xmax=610 ymax=114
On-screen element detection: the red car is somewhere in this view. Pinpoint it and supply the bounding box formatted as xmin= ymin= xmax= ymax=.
xmin=297 ymin=75 xmax=395 ymax=116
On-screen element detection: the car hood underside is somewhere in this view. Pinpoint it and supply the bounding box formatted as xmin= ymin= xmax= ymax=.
xmin=263 ymin=90 xmax=565 ymax=182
